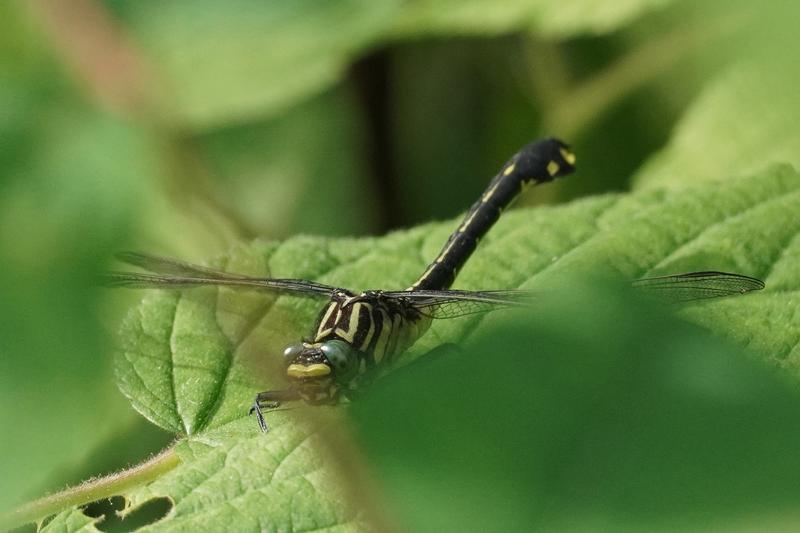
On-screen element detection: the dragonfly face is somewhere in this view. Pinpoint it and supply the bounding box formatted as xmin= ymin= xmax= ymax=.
xmin=281 ymin=339 xmax=359 ymax=403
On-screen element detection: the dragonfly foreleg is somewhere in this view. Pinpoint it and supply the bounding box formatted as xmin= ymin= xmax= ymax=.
xmin=249 ymin=389 xmax=301 ymax=432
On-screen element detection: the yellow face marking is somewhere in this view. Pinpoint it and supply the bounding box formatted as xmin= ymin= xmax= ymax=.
xmin=502 ymin=162 xmax=516 ymax=176
xmin=334 ymin=302 xmax=362 ymax=343
xmin=547 ymin=160 xmax=560 ymax=176
xmin=560 ymin=147 xmax=576 ymax=165
xmin=287 ymin=363 xmax=331 ymax=378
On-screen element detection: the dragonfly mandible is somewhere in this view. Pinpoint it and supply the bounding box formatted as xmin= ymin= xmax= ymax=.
xmin=105 ymin=138 xmax=765 ymax=431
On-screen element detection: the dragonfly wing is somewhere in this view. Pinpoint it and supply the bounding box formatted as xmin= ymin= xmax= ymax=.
xmin=117 ymin=251 xmax=222 ymax=277
xmin=101 ymin=271 xmax=222 ymax=289
xmin=105 ymin=252 xmax=341 ymax=298
xmin=413 ymin=300 xmax=514 ymax=319
xmin=385 ymin=271 xmax=765 ymax=319
xmin=382 ymin=289 xmax=536 ymax=319
xmin=631 ymin=271 xmax=765 ymax=302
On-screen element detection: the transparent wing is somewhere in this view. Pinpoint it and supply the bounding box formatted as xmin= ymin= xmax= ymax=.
xmin=630 ymin=271 xmax=765 ymax=303
xmin=383 ymin=271 xmax=765 ymax=319
xmin=101 ymin=252 xmax=342 ymax=298
xmin=413 ymin=300 xmax=519 ymax=319
xmin=381 ymin=289 xmax=536 ymax=319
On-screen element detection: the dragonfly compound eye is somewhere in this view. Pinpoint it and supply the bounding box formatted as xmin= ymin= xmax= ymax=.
xmin=282 ymin=343 xmax=305 ymax=366
xmin=320 ymin=340 xmax=357 ymax=380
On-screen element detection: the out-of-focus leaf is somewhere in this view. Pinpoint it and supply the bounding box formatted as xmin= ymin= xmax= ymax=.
xmin=632 ymin=0 xmax=800 ymax=190
xmin=351 ymin=282 xmax=800 ymax=532
xmin=109 ymin=0 xmax=400 ymax=128
xmin=0 ymin=5 xmax=166 ymax=511
xmin=195 ymin=89 xmax=378 ymax=238
xmin=391 ymin=0 xmax=675 ymax=38
xmin=634 ymin=60 xmax=800 ymax=190
xmin=107 ymin=0 xmax=676 ymax=129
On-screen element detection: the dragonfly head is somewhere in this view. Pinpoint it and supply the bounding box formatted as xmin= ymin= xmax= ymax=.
xmin=281 ymin=340 xmax=358 ymax=402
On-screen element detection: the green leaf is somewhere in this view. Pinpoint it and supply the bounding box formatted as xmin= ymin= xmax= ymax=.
xmin=124 ymin=417 xmax=362 ymax=532
xmin=0 ymin=3 xmax=165 ymax=510
xmin=112 ymin=0 xmax=401 ymax=128
xmin=42 ymin=508 xmax=101 ymax=532
xmin=194 ymin=89 xmax=379 ymax=238
xmin=39 ymin=163 xmax=800 ymax=530
xmin=391 ymin=0 xmax=675 ymax=38
xmin=117 ymin=164 xmax=799 ymax=437
xmin=40 ymin=415 xmax=362 ymax=532
xmin=109 ymin=0 xmax=670 ymax=129
xmin=634 ymin=59 xmax=800 ymax=190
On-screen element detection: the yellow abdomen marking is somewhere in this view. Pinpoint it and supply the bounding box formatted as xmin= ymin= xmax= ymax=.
xmin=560 ymin=147 xmax=576 ymax=165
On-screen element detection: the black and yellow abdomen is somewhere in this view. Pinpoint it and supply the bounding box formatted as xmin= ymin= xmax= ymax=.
xmin=409 ymin=138 xmax=575 ymax=291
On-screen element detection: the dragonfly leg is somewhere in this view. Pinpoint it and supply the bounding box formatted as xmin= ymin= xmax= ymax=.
xmin=249 ymin=389 xmax=300 ymax=433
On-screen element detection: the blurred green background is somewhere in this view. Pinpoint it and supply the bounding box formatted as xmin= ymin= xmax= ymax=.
xmin=1 ymin=0 xmax=798 ymax=527
xmin=352 ymin=283 xmax=800 ymax=533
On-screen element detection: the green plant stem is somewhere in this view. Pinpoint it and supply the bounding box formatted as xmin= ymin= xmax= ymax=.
xmin=544 ymin=28 xmax=700 ymax=139
xmin=541 ymin=13 xmax=744 ymax=140
xmin=1 ymin=446 xmax=180 ymax=531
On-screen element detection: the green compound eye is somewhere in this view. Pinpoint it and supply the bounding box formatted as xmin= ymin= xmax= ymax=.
xmin=320 ymin=340 xmax=357 ymax=379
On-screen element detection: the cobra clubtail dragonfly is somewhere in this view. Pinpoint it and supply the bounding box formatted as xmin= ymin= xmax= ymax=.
xmin=106 ymin=138 xmax=764 ymax=431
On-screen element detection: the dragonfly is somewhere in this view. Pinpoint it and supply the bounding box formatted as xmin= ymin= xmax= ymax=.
xmin=105 ymin=138 xmax=765 ymax=431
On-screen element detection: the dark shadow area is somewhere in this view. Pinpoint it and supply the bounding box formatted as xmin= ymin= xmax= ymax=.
xmin=83 ymin=496 xmax=172 ymax=532
xmin=349 ymin=47 xmax=399 ymax=233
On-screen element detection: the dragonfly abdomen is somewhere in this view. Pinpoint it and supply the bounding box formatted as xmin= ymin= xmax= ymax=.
xmin=409 ymin=138 xmax=576 ymax=291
